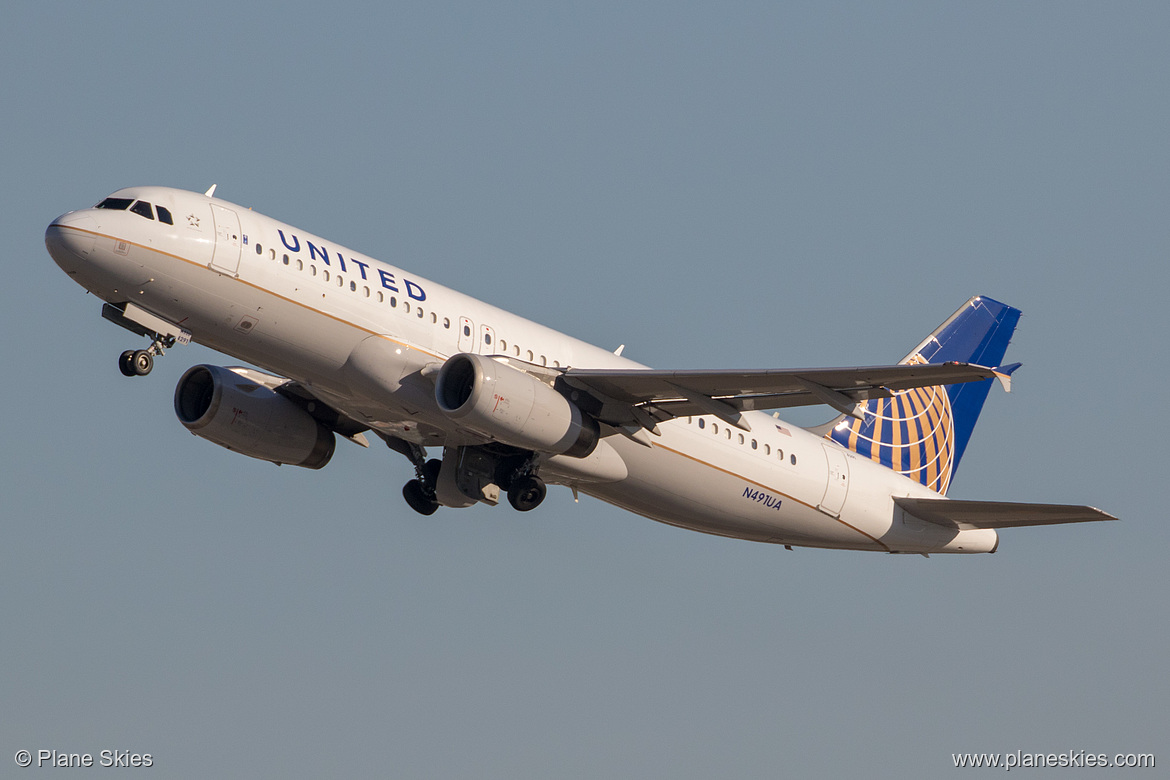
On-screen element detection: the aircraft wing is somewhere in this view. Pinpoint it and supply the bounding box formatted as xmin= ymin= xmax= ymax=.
xmin=558 ymin=361 xmax=1007 ymax=433
xmin=894 ymin=497 xmax=1118 ymax=530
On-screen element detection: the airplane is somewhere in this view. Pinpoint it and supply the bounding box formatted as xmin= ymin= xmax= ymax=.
xmin=44 ymin=185 xmax=1115 ymax=554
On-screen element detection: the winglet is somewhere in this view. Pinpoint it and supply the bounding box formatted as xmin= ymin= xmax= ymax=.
xmin=205 ymin=184 xmax=218 ymax=198
xmin=994 ymin=362 xmax=1022 ymax=393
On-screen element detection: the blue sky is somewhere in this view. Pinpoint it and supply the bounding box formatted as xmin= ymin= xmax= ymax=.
xmin=2 ymin=3 xmax=1166 ymax=777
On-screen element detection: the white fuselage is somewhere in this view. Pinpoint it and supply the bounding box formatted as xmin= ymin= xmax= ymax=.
xmin=46 ymin=186 xmax=996 ymax=553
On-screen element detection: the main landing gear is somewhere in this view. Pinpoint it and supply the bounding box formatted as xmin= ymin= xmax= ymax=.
xmin=402 ymin=457 xmax=442 ymax=516
xmin=496 ymin=456 xmax=547 ymax=512
xmin=117 ymin=332 xmax=175 ymax=378
xmin=386 ymin=437 xmax=442 ymax=516
xmin=386 ymin=438 xmax=548 ymax=516
xmin=501 ymin=473 xmax=546 ymax=512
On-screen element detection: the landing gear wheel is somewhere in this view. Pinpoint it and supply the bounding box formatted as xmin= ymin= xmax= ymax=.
xmin=131 ymin=350 xmax=153 ymax=376
xmin=118 ymin=350 xmax=137 ymax=377
xmin=507 ymin=475 xmax=547 ymax=512
xmin=403 ymin=479 xmax=439 ymax=516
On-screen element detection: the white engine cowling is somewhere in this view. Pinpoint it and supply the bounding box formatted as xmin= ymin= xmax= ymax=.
xmin=434 ymin=353 xmax=599 ymax=457
xmin=174 ymin=365 xmax=335 ymax=469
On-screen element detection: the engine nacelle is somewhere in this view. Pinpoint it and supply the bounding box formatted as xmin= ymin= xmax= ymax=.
xmin=174 ymin=365 xmax=335 ymax=469
xmin=434 ymin=353 xmax=599 ymax=457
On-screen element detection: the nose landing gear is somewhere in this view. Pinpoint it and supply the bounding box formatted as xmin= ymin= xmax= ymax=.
xmin=118 ymin=349 xmax=154 ymax=377
xmin=102 ymin=302 xmax=190 ymax=378
xmin=116 ymin=332 xmax=174 ymax=377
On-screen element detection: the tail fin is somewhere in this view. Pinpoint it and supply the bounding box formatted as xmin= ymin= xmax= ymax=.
xmin=825 ymin=295 xmax=1021 ymax=495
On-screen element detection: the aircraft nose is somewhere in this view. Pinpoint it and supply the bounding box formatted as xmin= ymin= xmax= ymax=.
xmin=45 ymin=211 xmax=97 ymax=268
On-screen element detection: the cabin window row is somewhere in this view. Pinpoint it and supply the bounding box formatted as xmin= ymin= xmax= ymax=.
xmin=263 ymin=247 xmax=562 ymax=368
xmin=688 ymin=416 xmax=797 ymax=465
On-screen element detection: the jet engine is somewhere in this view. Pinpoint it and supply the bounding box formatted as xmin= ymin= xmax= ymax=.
xmin=434 ymin=353 xmax=598 ymax=457
xmin=174 ymin=365 xmax=335 ymax=469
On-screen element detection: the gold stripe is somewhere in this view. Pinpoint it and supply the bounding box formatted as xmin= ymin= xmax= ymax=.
xmin=870 ymin=399 xmax=885 ymax=466
xmin=906 ymin=388 xmax=924 ymax=477
xmin=890 ymin=395 xmax=904 ymax=472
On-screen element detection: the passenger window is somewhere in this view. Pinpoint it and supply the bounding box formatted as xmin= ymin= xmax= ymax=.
xmin=96 ymin=197 xmax=133 ymax=210
xmin=778 ymin=449 xmax=784 ymax=460
xmin=156 ymin=205 xmax=174 ymax=224
xmin=323 ymin=270 xmax=330 ymax=281
xmin=513 ymin=345 xmax=520 ymax=356
xmin=311 ymin=265 xmax=316 ymax=276
xmin=431 ymin=313 xmax=437 ymax=324
xmin=764 ymin=444 xmax=770 ymax=455
xmin=791 ymin=454 xmax=797 ymax=465
xmin=417 ymin=308 xmax=424 ymax=318
xmin=282 ymin=254 xmax=290 ymax=265
xmin=726 ymin=429 xmax=731 ymax=440
xmin=296 ymin=259 xmax=303 ymax=270
xmin=270 ymin=248 xmax=276 ymax=260
xmin=540 ymin=355 xmax=547 ymax=366
xmin=738 ymin=433 xmax=744 ymax=445
xmin=390 ymin=296 xmax=397 ymax=307
xmin=443 ymin=318 xmax=450 ymax=328
xmin=485 ymin=333 xmax=492 ymax=345
xmin=404 ymin=302 xmax=411 ymax=313
xmin=129 ymin=201 xmax=154 ymax=220
xmin=255 ymin=243 xmax=263 ymax=254
xmin=751 ymin=439 xmax=758 ymax=450
xmin=377 ymin=291 xmax=384 ymax=302
xmin=463 ymin=325 xmax=471 ymax=337
xmin=527 ymin=350 xmax=534 ymax=361
xmin=337 ymin=276 xmax=344 ymax=287
xmin=364 ymin=286 xmax=370 ymax=297
xmin=698 ymin=418 xmax=705 ymax=429
xmin=553 ymin=360 xmax=560 ymax=367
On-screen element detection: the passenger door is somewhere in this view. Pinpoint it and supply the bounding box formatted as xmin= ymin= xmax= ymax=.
xmin=208 ymin=204 xmax=242 ymax=276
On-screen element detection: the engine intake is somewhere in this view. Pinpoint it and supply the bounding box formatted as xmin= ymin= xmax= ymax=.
xmin=435 ymin=353 xmax=598 ymax=457
xmin=174 ymin=365 xmax=335 ymax=469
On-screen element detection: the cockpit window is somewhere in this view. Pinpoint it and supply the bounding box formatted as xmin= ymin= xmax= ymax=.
xmin=129 ymin=201 xmax=154 ymax=220
xmin=156 ymin=205 xmax=174 ymax=225
xmin=96 ymin=197 xmax=133 ymax=210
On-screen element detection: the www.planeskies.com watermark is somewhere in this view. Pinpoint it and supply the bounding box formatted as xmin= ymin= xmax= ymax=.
xmin=953 ymin=750 xmax=1154 ymax=770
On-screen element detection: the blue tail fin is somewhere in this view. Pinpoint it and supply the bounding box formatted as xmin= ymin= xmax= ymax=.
xmin=825 ymin=295 xmax=1021 ymax=495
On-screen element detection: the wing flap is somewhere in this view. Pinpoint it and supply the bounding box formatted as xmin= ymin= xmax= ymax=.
xmin=894 ymin=497 xmax=1118 ymax=530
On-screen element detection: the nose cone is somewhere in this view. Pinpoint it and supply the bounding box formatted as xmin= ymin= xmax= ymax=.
xmin=45 ymin=211 xmax=97 ymax=271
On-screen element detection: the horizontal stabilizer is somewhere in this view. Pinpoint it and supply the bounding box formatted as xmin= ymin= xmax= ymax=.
xmin=894 ymin=497 xmax=1117 ymax=530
